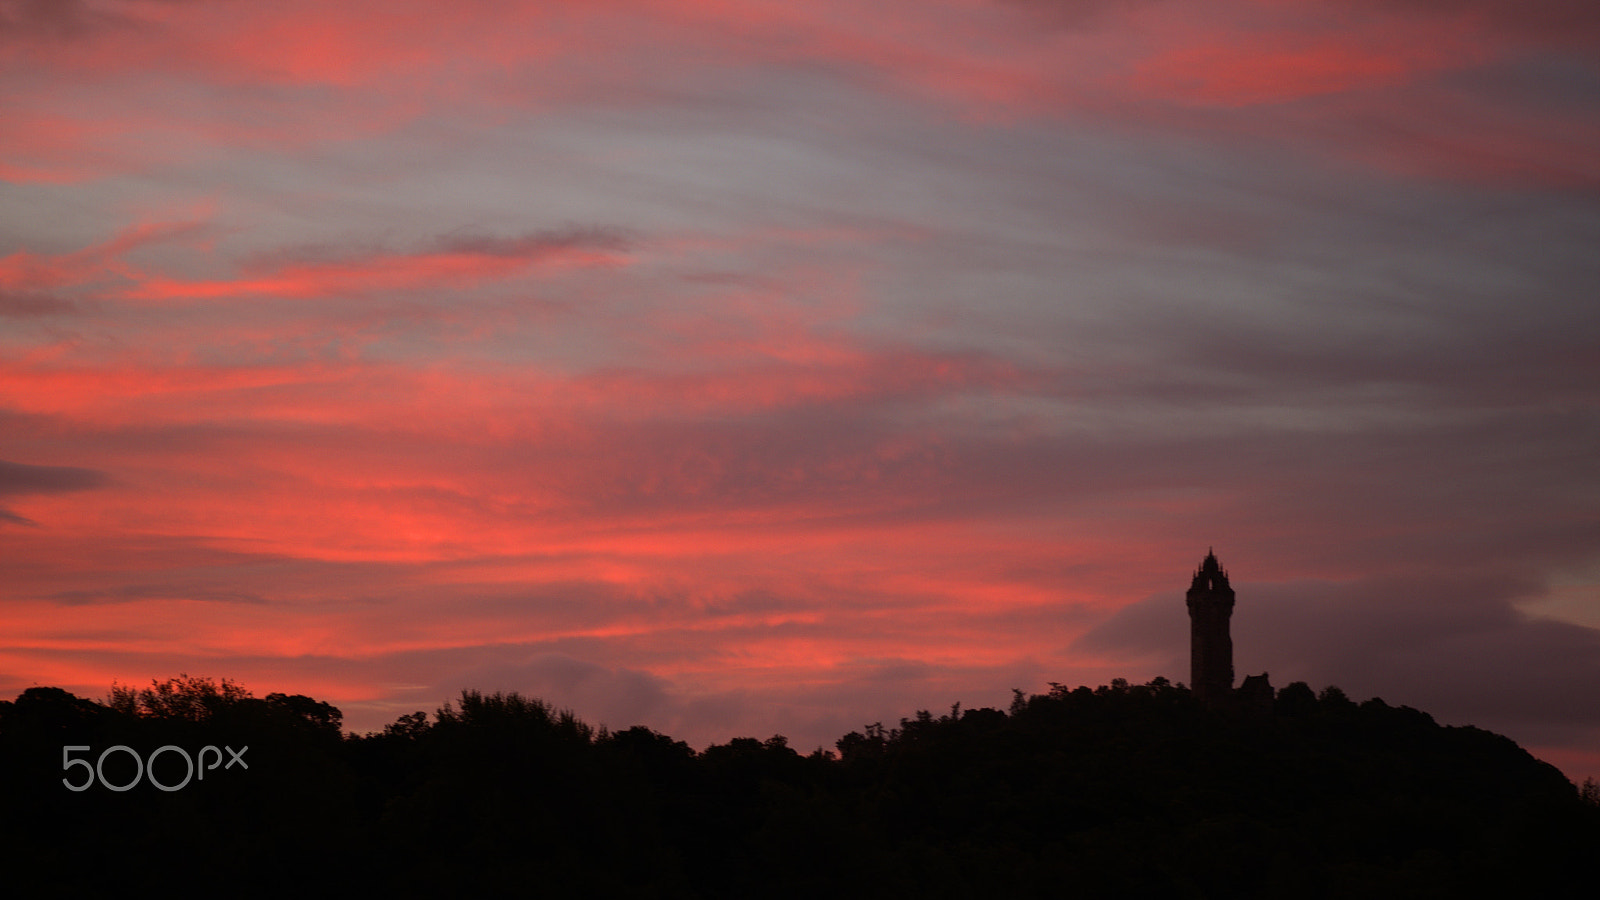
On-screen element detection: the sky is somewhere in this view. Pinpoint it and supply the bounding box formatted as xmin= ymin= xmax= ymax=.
xmin=3 ymin=0 xmax=1598 ymax=782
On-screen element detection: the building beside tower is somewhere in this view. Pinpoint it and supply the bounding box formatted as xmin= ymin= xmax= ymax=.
xmin=1186 ymin=550 xmax=1235 ymax=706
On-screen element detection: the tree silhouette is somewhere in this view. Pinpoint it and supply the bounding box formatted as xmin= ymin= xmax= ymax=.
xmin=106 ymin=672 xmax=251 ymax=721
xmin=3 ymin=675 xmax=1597 ymax=897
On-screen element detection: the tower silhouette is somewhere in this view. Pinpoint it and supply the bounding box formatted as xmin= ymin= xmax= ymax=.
xmin=1186 ymin=549 xmax=1235 ymax=706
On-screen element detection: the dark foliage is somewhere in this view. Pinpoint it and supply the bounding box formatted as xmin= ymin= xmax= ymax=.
xmin=2 ymin=676 xmax=1595 ymax=897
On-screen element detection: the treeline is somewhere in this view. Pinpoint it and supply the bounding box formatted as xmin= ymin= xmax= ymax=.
xmin=1 ymin=675 xmax=1595 ymax=898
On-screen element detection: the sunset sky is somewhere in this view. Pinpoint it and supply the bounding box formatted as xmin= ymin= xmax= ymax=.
xmin=3 ymin=0 xmax=1598 ymax=781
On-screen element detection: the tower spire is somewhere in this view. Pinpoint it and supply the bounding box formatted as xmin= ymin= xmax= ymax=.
xmin=1186 ymin=549 xmax=1235 ymax=706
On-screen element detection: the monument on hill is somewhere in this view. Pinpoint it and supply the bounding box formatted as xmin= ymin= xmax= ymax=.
xmin=1186 ymin=549 xmax=1235 ymax=706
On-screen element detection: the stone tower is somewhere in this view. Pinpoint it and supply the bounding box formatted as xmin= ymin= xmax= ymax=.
xmin=1186 ymin=549 xmax=1235 ymax=706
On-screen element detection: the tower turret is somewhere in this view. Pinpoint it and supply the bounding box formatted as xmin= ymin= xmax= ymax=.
xmin=1186 ymin=549 xmax=1235 ymax=706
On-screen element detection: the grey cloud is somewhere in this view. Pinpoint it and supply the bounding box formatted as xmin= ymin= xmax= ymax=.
xmin=237 ymin=225 xmax=632 ymax=275
xmin=0 ymin=459 xmax=107 ymax=528
xmin=0 ymin=0 xmax=104 ymax=41
xmin=435 ymin=225 xmax=633 ymax=258
xmin=1350 ymin=0 xmax=1600 ymax=44
xmin=437 ymin=652 xmax=673 ymax=731
xmin=0 ymin=459 xmax=109 ymax=495
xmin=996 ymin=0 xmax=1165 ymax=30
xmin=1436 ymin=55 xmax=1600 ymax=112
xmin=1070 ymin=593 xmax=1187 ymax=673
xmin=0 ymin=292 xmax=77 ymax=316
xmin=47 ymin=583 xmax=270 ymax=606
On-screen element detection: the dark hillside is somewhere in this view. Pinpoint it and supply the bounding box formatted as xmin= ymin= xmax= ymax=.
xmin=2 ymin=677 xmax=1593 ymax=897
